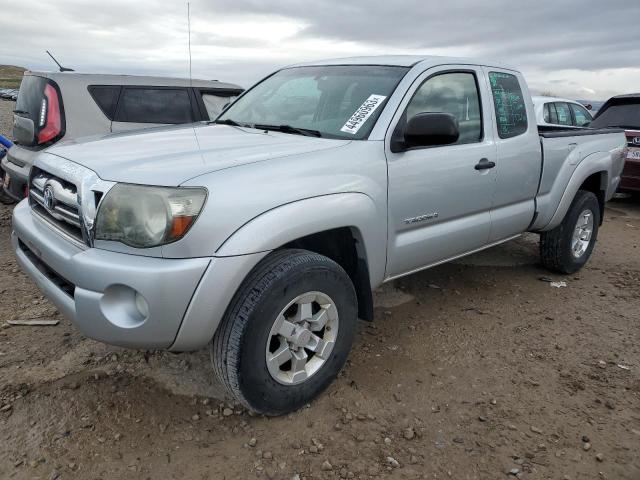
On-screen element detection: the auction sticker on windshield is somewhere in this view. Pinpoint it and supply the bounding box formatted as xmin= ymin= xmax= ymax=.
xmin=340 ymin=95 xmax=387 ymax=134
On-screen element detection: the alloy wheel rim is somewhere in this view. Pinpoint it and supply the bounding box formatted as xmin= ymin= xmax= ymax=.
xmin=571 ymin=209 xmax=594 ymax=258
xmin=265 ymin=291 xmax=339 ymax=385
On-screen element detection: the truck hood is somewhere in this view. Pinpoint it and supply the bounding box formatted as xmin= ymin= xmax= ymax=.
xmin=46 ymin=123 xmax=350 ymax=186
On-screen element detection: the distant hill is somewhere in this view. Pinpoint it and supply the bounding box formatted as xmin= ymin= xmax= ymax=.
xmin=0 ymin=65 xmax=26 ymax=88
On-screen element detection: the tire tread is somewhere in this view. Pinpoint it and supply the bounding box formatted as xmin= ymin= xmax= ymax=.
xmin=211 ymin=249 xmax=347 ymax=411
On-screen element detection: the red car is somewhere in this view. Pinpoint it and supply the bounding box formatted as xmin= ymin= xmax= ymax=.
xmin=590 ymin=94 xmax=640 ymax=193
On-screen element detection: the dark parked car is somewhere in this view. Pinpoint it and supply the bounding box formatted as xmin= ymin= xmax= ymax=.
xmin=0 ymin=88 xmax=18 ymax=100
xmin=590 ymin=94 xmax=640 ymax=193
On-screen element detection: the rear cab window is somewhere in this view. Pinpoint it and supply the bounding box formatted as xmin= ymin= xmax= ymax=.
xmin=488 ymin=72 xmax=528 ymax=138
xmin=115 ymin=87 xmax=194 ymax=124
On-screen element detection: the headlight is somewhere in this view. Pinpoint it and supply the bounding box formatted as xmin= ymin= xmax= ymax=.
xmin=94 ymin=184 xmax=207 ymax=248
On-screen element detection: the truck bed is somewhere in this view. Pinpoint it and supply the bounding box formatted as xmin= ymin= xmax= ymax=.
xmin=538 ymin=125 xmax=625 ymax=138
xmin=530 ymin=126 xmax=626 ymax=231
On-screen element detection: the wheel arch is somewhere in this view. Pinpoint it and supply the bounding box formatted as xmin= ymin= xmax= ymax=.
xmin=539 ymin=152 xmax=611 ymax=231
xmin=215 ymin=193 xmax=387 ymax=319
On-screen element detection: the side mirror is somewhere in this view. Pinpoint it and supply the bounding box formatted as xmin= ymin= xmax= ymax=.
xmin=395 ymin=112 xmax=460 ymax=151
xmin=13 ymin=114 xmax=35 ymax=146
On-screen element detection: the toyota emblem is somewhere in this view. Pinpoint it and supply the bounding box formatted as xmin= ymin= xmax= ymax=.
xmin=43 ymin=185 xmax=55 ymax=210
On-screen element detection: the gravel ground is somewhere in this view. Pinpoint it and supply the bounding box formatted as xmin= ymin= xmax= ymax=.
xmin=0 ymin=100 xmax=639 ymax=480
xmin=0 ymin=100 xmax=15 ymax=139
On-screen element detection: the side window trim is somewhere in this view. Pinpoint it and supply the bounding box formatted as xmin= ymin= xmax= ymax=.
xmin=392 ymin=68 xmax=485 ymax=150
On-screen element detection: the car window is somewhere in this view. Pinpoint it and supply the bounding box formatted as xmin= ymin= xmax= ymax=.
xmin=201 ymin=93 xmax=238 ymax=120
xmin=88 ymin=86 xmax=121 ymax=120
xmin=488 ymin=72 xmax=528 ymax=138
xmin=544 ymin=103 xmax=559 ymax=124
xmin=570 ymin=103 xmax=592 ymax=126
xmin=554 ymin=103 xmax=573 ymax=126
xmin=543 ymin=103 xmax=551 ymax=123
xmin=115 ymin=88 xmax=193 ymax=124
xmin=590 ymin=100 xmax=640 ymax=129
xmin=405 ymin=72 xmax=482 ymax=145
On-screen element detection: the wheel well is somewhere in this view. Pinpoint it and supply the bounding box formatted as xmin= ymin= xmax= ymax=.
xmin=579 ymin=172 xmax=607 ymax=224
xmin=281 ymin=228 xmax=374 ymax=321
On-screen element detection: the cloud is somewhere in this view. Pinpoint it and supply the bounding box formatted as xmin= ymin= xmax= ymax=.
xmin=0 ymin=0 xmax=638 ymax=99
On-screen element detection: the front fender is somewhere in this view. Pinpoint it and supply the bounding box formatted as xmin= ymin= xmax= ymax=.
xmin=216 ymin=193 xmax=387 ymax=287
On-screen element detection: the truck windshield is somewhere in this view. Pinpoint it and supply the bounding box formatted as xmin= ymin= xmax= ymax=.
xmin=590 ymin=99 xmax=640 ymax=130
xmin=217 ymin=65 xmax=409 ymax=139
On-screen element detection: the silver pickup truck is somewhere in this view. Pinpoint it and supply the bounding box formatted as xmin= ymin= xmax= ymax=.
xmin=11 ymin=56 xmax=626 ymax=415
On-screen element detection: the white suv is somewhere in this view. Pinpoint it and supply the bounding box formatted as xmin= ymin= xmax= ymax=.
xmin=532 ymin=95 xmax=593 ymax=130
xmin=2 ymin=72 xmax=242 ymax=201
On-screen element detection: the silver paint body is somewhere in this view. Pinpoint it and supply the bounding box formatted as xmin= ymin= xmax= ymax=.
xmin=11 ymin=56 xmax=626 ymax=351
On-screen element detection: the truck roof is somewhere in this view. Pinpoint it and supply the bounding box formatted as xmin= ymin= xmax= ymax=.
xmin=290 ymin=55 xmax=518 ymax=71
xmin=23 ymin=71 xmax=242 ymax=90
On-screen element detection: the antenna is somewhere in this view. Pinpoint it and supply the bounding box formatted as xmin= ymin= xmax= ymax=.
xmin=187 ymin=2 xmax=192 ymax=87
xmin=46 ymin=51 xmax=74 ymax=72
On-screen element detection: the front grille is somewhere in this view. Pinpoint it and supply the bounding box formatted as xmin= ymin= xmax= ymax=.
xmin=29 ymin=168 xmax=84 ymax=244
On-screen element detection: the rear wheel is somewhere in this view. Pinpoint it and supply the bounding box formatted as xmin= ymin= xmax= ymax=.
xmin=540 ymin=190 xmax=600 ymax=274
xmin=211 ymin=249 xmax=358 ymax=415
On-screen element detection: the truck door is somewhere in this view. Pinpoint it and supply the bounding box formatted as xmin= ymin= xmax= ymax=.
xmin=385 ymin=66 xmax=498 ymax=278
xmin=482 ymin=69 xmax=541 ymax=241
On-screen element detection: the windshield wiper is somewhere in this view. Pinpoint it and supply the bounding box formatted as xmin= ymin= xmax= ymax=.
xmin=213 ymin=118 xmax=243 ymax=127
xmin=253 ymin=124 xmax=323 ymax=137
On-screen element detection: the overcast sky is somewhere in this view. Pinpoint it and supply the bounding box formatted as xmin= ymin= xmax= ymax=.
xmin=1 ymin=0 xmax=639 ymax=100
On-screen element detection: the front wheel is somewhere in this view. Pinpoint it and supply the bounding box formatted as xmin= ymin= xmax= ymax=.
xmin=540 ymin=190 xmax=601 ymax=274
xmin=211 ymin=249 xmax=358 ymax=415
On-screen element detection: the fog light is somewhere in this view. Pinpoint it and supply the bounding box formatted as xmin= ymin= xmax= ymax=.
xmin=135 ymin=292 xmax=149 ymax=319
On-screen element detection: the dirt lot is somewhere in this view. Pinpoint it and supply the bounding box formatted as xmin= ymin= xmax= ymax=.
xmin=0 ymin=99 xmax=639 ymax=479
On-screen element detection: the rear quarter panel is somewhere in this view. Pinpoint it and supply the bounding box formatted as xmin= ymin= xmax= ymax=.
xmin=531 ymin=132 xmax=626 ymax=230
xmin=52 ymin=75 xmax=113 ymax=139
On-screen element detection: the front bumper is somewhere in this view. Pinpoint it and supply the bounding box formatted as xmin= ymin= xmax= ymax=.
xmin=1 ymin=155 xmax=28 ymax=201
xmin=2 ymin=146 xmax=38 ymax=201
xmin=11 ymin=200 xmax=267 ymax=350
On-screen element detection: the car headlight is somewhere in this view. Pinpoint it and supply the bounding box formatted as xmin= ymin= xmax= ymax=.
xmin=94 ymin=184 xmax=207 ymax=248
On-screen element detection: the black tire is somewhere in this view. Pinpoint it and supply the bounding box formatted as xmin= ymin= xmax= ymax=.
xmin=540 ymin=190 xmax=601 ymax=274
xmin=211 ymin=249 xmax=358 ymax=416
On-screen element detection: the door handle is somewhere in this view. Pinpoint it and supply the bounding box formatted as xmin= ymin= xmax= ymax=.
xmin=474 ymin=158 xmax=496 ymax=170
